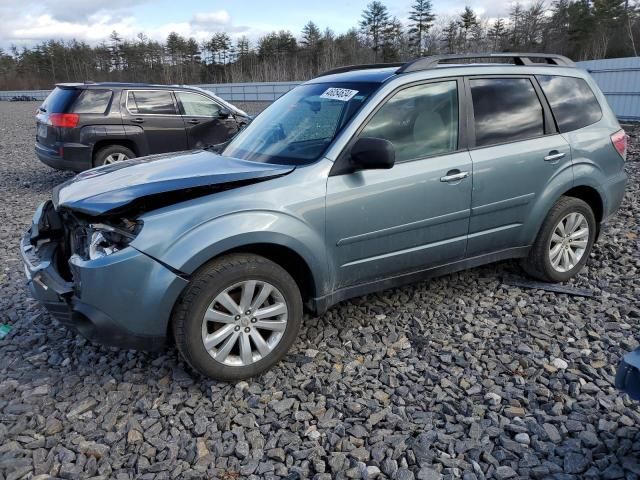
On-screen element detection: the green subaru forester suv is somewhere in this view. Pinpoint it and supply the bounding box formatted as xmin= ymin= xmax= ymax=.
xmin=22 ymin=53 xmax=627 ymax=380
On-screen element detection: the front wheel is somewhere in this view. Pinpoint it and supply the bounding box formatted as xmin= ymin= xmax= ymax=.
xmin=522 ymin=196 xmax=596 ymax=283
xmin=172 ymin=254 xmax=302 ymax=381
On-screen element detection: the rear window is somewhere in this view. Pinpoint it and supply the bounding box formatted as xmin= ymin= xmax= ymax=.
xmin=127 ymin=91 xmax=177 ymax=115
xmin=536 ymin=75 xmax=602 ymax=132
xmin=72 ymin=89 xmax=113 ymax=114
xmin=40 ymin=87 xmax=80 ymax=113
xmin=470 ymin=78 xmax=544 ymax=147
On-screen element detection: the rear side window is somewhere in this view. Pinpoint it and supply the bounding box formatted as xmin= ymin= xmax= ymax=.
xmin=176 ymin=92 xmax=220 ymax=116
xmin=127 ymin=91 xmax=177 ymax=115
xmin=41 ymin=87 xmax=80 ymax=113
xmin=72 ymin=89 xmax=113 ymax=114
xmin=536 ymin=75 xmax=602 ymax=132
xmin=470 ymin=78 xmax=544 ymax=147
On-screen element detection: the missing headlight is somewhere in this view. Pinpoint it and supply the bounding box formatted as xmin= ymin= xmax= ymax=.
xmin=87 ymin=220 xmax=142 ymax=260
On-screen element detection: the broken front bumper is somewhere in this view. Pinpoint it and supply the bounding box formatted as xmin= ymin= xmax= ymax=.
xmin=21 ymin=202 xmax=189 ymax=351
xmin=616 ymin=348 xmax=640 ymax=401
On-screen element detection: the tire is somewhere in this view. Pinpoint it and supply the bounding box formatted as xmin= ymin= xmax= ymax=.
xmin=172 ymin=254 xmax=302 ymax=381
xmin=521 ymin=196 xmax=596 ymax=283
xmin=93 ymin=145 xmax=135 ymax=167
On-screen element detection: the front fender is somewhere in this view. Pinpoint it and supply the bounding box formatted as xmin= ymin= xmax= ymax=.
xmin=141 ymin=210 xmax=330 ymax=296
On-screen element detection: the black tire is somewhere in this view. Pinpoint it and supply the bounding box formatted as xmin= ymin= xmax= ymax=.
xmin=521 ymin=196 xmax=596 ymax=283
xmin=172 ymin=254 xmax=302 ymax=381
xmin=93 ymin=145 xmax=135 ymax=167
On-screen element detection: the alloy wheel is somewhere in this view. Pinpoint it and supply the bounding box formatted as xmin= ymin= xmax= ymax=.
xmin=548 ymin=212 xmax=589 ymax=273
xmin=201 ymin=280 xmax=288 ymax=367
xmin=103 ymin=152 xmax=129 ymax=164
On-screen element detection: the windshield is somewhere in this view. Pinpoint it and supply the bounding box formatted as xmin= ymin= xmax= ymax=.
xmin=222 ymin=82 xmax=378 ymax=165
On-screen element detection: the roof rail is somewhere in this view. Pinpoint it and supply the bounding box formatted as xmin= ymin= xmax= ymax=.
xmin=318 ymin=62 xmax=404 ymax=77
xmin=397 ymin=53 xmax=575 ymax=73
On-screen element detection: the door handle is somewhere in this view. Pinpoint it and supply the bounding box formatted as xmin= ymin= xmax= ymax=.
xmin=440 ymin=171 xmax=469 ymax=183
xmin=544 ymin=152 xmax=566 ymax=162
xmin=131 ymin=117 xmax=144 ymax=124
xmin=187 ymin=119 xmax=200 ymax=125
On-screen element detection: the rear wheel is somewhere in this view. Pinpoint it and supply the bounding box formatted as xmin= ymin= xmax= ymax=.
xmin=522 ymin=196 xmax=596 ymax=283
xmin=172 ymin=254 xmax=302 ymax=381
xmin=93 ymin=145 xmax=135 ymax=167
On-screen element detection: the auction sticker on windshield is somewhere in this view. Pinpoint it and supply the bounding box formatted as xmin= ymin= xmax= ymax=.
xmin=320 ymin=88 xmax=359 ymax=102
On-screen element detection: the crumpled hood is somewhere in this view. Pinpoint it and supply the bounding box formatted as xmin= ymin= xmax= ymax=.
xmin=53 ymin=150 xmax=294 ymax=216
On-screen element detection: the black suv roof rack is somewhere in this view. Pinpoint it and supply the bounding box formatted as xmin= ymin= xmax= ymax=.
xmin=318 ymin=53 xmax=575 ymax=77
xmin=398 ymin=53 xmax=575 ymax=73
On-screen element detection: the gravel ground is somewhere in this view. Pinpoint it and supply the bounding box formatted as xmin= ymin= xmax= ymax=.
xmin=0 ymin=101 xmax=639 ymax=480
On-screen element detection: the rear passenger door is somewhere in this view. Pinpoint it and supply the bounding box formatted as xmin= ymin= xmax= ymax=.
xmin=175 ymin=91 xmax=240 ymax=149
xmin=465 ymin=76 xmax=572 ymax=256
xmin=122 ymin=90 xmax=189 ymax=154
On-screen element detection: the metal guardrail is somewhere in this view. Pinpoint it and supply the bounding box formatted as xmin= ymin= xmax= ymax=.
xmin=0 ymin=90 xmax=50 ymax=101
xmin=0 ymin=83 xmax=301 ymax=103
xmin=1 ymin=59 xmax=639 ymax=121
xmin=199 ymin=82 xmax=300 ymax=102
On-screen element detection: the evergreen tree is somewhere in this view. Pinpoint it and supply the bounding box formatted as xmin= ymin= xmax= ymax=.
xmin=408 ymin=0 xmax=436 ymax=55
xmin=441 ymin=20 xmax=458 ymax=53
xmin=488 ymin=18 xmax=507 ymax=50
xmin=458 ymin=6 xmax=478 ymax=51
xmin=360 ymin=1 xmax=391 ymax=60
xmin=301 ymin=21 xmax=322 ymax=49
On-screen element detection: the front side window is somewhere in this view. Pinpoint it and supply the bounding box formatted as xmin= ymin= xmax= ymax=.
xmin=176 ymin=92 xmax=221 ymax=117
xmin=470 ymin=78 xmax=544 ymax=147
xmin=536 ymin=75 xmax=602 ymax=132
xmin=127 ymin=91 xmax=176 ymax=115
xmin=358 ymin=81 xmax=459 ymax=162
xmin=223 ymin=82 xmax=378 ymax=165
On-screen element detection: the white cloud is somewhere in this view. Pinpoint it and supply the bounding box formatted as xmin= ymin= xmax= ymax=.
xmin=0 ymin=5 xmax=247 ymax=49
xmin=192 ymin=10 xmax=232 ymax=26
xmin=8 ymin=14 xmax=138 ymax=43
xmin=0 ymin=0 xmax=527 ymax=50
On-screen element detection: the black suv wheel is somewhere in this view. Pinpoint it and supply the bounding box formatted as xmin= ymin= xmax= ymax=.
xmin=93 ymin=145 xmax=135 ymax=167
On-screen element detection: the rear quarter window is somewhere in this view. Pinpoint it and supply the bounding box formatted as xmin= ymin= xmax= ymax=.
xmin=41 ymin=87 xmax=80 ymax=113
xmin=536 ymin=75 xmax=602 ymax=132
xmin=72 ymin=89 xmax=113 ymax=114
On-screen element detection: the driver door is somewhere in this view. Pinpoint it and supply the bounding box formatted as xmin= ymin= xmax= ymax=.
xmin=325 ymin=79 xmax=473 ymax=288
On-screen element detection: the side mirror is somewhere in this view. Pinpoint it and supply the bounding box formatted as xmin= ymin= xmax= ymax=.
xmin=218 ymin=107 xmax=231 ymax=118
xmin=350 ymin=137 xmax=395 ymax=171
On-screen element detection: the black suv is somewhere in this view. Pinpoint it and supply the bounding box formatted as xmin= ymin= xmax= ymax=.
xmin=35 ymin=83 xmax=251 ymax=171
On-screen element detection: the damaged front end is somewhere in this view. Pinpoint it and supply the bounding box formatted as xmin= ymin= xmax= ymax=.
xmin=21 ymin=150 xmax=295 ymax=350
xmin=21 ymin=200 xmax=188 ymax=351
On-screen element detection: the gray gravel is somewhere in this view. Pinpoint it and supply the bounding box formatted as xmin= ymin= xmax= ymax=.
xmin=0 ymin=101 xmax=639 ymax=480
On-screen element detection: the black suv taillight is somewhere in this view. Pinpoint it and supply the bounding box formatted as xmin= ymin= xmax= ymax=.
xmin=49 ymin=113 xmax=80 ymax=128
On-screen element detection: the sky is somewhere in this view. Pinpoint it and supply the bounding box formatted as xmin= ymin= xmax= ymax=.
xmin=0 ymin=0 xmax=518 ymax=50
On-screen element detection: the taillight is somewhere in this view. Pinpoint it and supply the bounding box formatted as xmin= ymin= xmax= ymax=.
xmin=611 ymin=129 xmax=627 ymax=161
xmin=49 ymin=113 xmax=79 ymax=128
